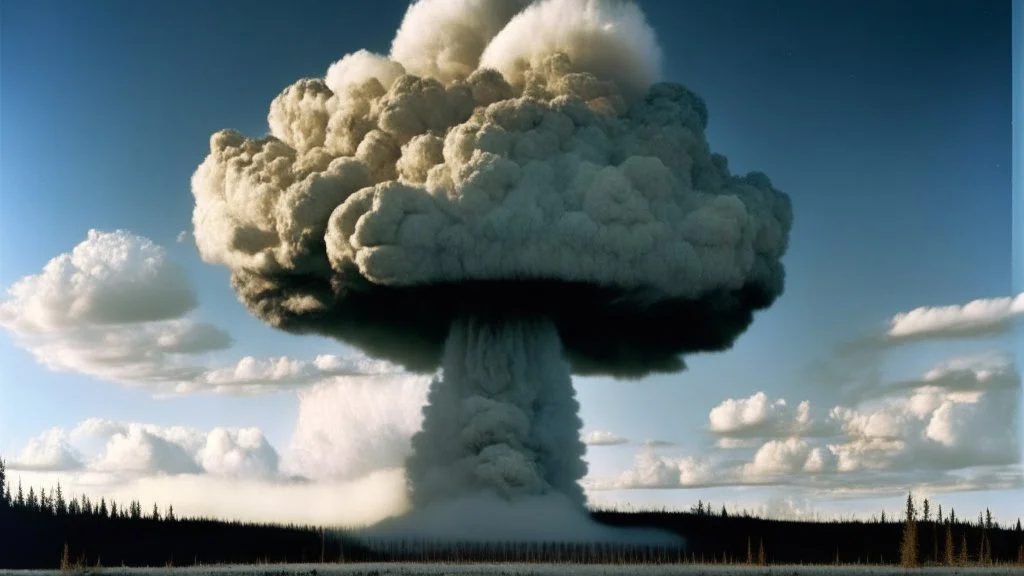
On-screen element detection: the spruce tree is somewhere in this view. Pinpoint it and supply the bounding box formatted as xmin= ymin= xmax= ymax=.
xmin=1016 ymin=518 xmax=1022 ymax=532
xmin=55 ymin=482 xmax=66 ymax=515
xmin=99 ymin=497 xmax=108 ymax=518
xmin=899 ymin=492 xmax=918 ymax=567
xmin=950 ymin=508 xmax=956 ymax=525
xmin=151 ymin=502 xmax=160 ymax=521
xmin=0 ymin=458 xmax=6 ymax=509
xmin=26 ymin=486 xmax=37 ymax=511
xmin=109 ymin=500 xmax=117 ymax=519
xmin=16 ymin=479 xmax=24 ymax=507
xmin=944 ymin=524 xmax=954 ymax=565
xmin=984 ymin=508 xmax=993 ymax=530
xmin=922 ymin=498 xmax=930 ymax=522
xmin=937 ymin=504 xmax=943 ymax=524
xmin=68 ymin=498 xmax=79 ymax=515
xmin=166 ymin=504 xmax=175 ymax=521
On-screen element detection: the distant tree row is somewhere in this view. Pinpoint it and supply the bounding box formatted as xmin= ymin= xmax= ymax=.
xmin=0 ymin=459 xmax=173 ymax=522
xmin=2 ymin=458 xmax=1023 ymax=568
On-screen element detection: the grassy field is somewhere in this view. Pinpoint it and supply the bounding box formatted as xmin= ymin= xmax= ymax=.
xmin=3 ymin=564 xmax=1024 ymax=576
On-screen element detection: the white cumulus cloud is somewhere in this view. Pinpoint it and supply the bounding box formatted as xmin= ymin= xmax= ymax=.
xmin=582 ymin=430 xmax=628 ymax=446
xmin=886 ymin=293 xmax=1024 ymax=342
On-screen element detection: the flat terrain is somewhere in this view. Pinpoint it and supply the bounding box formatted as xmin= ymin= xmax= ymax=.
xmin=3 ymin=564 xmax=1023 ymax=576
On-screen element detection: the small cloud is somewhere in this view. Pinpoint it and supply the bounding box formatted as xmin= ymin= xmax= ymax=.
xmin=581 ymin=430 xmax=629 ymax=446
xmin=176 ymin=230 xmax=190 ymax=243
xmin=708 ymin=391 xmax=817 ymax=441
xmin=0 ymin=230 xmax=232 ymax=388
xmin=7 ymin=428 xmax=83 ymax=471
xmin=886 ymin=293 xmax=1023 ymax=343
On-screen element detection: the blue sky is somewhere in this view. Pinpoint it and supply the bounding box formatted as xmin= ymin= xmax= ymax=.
xmin=1 ymin=0 xmax=1020 ymax=524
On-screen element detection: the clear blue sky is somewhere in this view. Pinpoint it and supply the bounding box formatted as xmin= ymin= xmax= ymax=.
xmin=1 ymin=0 xmax=1018 ymax=522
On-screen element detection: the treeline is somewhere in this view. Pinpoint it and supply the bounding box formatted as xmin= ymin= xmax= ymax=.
xmin=2 ymin=459 xmax=1023 ymax=568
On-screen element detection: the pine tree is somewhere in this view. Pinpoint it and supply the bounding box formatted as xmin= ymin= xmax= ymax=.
xmin=922 ymin=498 xmax=930 ymax=522
xmin=68 ymin=498 xmax=79 ymax=515
xmin=151 ymin=502 xmax=160 ymax=520
xmin=166 ymin=504 xmax=175 ymax=521
xmin=26 ymin=486 xmax=37 ymax=511
xmin=2 ymin=483 xmax=10 ymax=508
xmin=900 ymin=492 xmax=918 ymax=567
xmin=1016 ymin=518 xmax=1022 ymax=532
xmin=937 ymin=504 xmax=943 ymax=524
xmin=881 ymin=510 xmax=887 ymax=523
xmin=978 ymin=511 xmax=984 ymax=528
xmin=697 ymin=500 xmax=704 ymax=515
xmin=721 ymin=505 xmax=727 ymax=518
xmin=950 ymin=508 xmax=956 ymax=525
xmin=15 ymin=479 xmax=24 ymax=507
xmin=984 ymin=508 xmax=993 ymax=530
xmin=109 ymin=500 xmax=117 ymax=519
xmin=99 ymin=497 xmax=108 ymax=518
xmin=0 ymin=458 xmax=7 ymax=509
xmin=55 ymin=482 xmax=66 ymax=515
xmin=944 ymin=524 xmax=954 ymax=565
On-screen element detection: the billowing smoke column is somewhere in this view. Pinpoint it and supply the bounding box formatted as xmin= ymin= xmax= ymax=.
xmin=191 ymin=0 xmax=792 ymax=524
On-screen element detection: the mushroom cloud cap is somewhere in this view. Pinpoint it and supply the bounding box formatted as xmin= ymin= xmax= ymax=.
xmin=191 ymin=0 xmax=793 ymax=378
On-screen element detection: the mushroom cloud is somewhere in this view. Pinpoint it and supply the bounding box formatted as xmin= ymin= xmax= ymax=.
xmin=191 ymin=0 xmax=792 ymax=518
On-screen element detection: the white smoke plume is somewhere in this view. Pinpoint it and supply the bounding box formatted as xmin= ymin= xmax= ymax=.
xmin=190 ymin=0 xmax=793 ymax=534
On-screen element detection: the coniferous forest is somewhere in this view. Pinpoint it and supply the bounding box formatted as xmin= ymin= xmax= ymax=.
xmin=1 ymin=459 xmax=1022 ymax=569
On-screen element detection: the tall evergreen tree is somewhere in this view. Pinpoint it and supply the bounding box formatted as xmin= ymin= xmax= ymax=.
xmin=899 ymin=492 xmax=918 ymax=567
xmin=950 ymin=508 xmax=956 ymax=525
xmin=26 ymin=486 xmax=37 ymax=511
xmin=109 ymin=500 xmax=118 ymax=519
xmin=166 ymin=504 xmax=175 ymax=522
xmin=0 ymin=458 xmax=7 ymax=509
xmin=55 ymin=482 xmax=66 ymax=515
xmin=984 ymin=508 xmax=993 ymax=530
xmin=2 ymin=483 xmax=10 ymax=508
xmin=1016 ymin=518 xmax=1022 ymax=532
xmin=99 ymin=497 xmax=108 ymax=518
xmin=944 ymin=524 xmax=954 ymax=565
xmin=937 ymin=504 xmax=943 ymax=524
xmin=922 ymin=498 xmax=930 ymax=522
xmin=68 ymin=498 xmax=80 ymax=515
xmin=151 ymin=502 xmax=160 ymax=521
xmin=16 ymin=479 xmax=24 ymax=507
